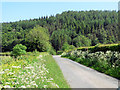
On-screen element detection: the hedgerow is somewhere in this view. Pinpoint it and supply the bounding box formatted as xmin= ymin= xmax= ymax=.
xmin=77 ymin=43 xmax=120 ymax=53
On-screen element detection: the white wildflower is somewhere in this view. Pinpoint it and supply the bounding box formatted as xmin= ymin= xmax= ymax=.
xmin=20 ymin=85 xmax=26 ymax=88
xmin=12 ymin=66 xmax=21 ymax=68
xmin=35 ymin=85 xmax=38 ymax=87
xmin=30 ymin=81 xmax=36 ymax=84
xmin=32 ymin=83 xmax=37 ymax=86
xmin=32 ymin=83 xmax=38 ymax=87
xmin=5 ymin=69 xmax=9 ymax=71
xmin=44 ymin=85 xmax=47 ymax=88
xmin=5 ymin=82 xmax=10 ymax=84
xmin=47 ymin=81 xmax=52 ymax=82
xmin=28 ymin=72 xmax=30 ymax=74
xmin=26 ymin=85 xmax=31 ymax=87
xmin=51 ymin=83 xmax=59 ymax=88
xmin=12 ymin=82 xmax=15 ymax=84
xmin=11 ymin=78 xmax=16 ymax=80
xmin=8 ymin=72 xmax=14 ymax=75
xmin=3 ymin=85 xmax=11 ymax=88
xmin=56 ymin=84 xmax=59 ymax=88
xmin=46 ymin=70 xmax=49 ymax=73
xmin=49 ymin=78 xmax=53 ymax=80
xmin=25 ymin=66 xmax=34 ymax=69
xmin=36 ymin=77 xmax=39 ymax=79
xmin=40 ymin=71 xmax=44 ymax=74
xmin=26 ymin=78 xmax=29 ymax=80
xmin=0 ymin=71 xmax=5 ymax=74
xmin=39 ymin=55 xmax=42 ymax=58
xmin=15 ymin=82 xmax=19 ymax=85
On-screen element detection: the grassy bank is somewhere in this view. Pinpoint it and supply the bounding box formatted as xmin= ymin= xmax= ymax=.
xmin=0 ymin=52 xmax=69 ymax=88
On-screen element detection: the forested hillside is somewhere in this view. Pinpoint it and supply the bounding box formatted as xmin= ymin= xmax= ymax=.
xmin=2 ymin=10 xmax=119 ymax=52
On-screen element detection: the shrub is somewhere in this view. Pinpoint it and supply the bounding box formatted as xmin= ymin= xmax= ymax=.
xmin=11 ymin=44 xmax=27 ymax=58
xmin=48 ymin=48 xmax=56 ymax=55
xmin=57 ymin=51 xmax=63 ymax=55
xmin=73 ymin=35 xmax=91 ymax=47
xmin=69 ymin=45 xmax=76 ymax=50
xmin=62 ymin=42 xmax=75 ymax=52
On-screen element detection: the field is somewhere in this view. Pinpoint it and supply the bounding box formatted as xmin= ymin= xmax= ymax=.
xmin=0 ymin=52 xmax=69 ymax=88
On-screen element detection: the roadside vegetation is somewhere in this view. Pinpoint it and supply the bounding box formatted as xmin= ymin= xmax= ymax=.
xmin=0 ymin=50 xmax=69 ymax=88
xmin=77 ymin=43 xmax=120 ymax=52
xmin=61 ymin=44 xmax=120 ymax=80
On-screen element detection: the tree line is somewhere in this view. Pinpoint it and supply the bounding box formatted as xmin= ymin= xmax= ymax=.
xmin=2 ymin=10 xmax=119 ymax=52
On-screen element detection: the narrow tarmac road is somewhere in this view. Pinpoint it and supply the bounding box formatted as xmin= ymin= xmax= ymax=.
xmin=53 ymin=55 xmax=119 ymax=88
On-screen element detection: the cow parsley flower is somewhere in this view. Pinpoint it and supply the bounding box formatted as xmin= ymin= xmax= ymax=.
xmin=3 ymin=85 xmax=11 ymax=88
xmin=20 ymin=85 xmax=26 ymax=88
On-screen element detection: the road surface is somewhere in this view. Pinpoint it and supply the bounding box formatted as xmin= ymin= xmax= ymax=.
xmin=53 ymin=55 xmax=119 ymax=88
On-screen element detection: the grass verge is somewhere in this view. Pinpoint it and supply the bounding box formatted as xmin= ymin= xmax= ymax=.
xmin=41 ymin=52 xmax=70 ymax=88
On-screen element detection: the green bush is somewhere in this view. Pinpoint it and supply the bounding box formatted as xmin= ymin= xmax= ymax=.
xmin=57 ymin=51 xmax=63 ymax=55
xmin=62 ymin=42 xmax=75 ymax=52
xmin=11 ymin=44 xmax=27 ymax=58
xmin=48 ymin=48 xmax=56 ymax=55
xmin=69 ymin=45 xmax=76 ymax=50
xmin=73 ymin=35 xmax=91 ymax=47
xmin=62 ymin=42 xmax=70 ymax=51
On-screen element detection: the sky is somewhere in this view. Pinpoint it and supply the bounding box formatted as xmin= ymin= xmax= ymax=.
xmin=1 ymin=1 xmax=119 ymax=23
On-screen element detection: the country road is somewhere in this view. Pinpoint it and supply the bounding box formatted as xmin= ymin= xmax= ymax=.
xmin=53 ymin=55 xmax=119 ymax=88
